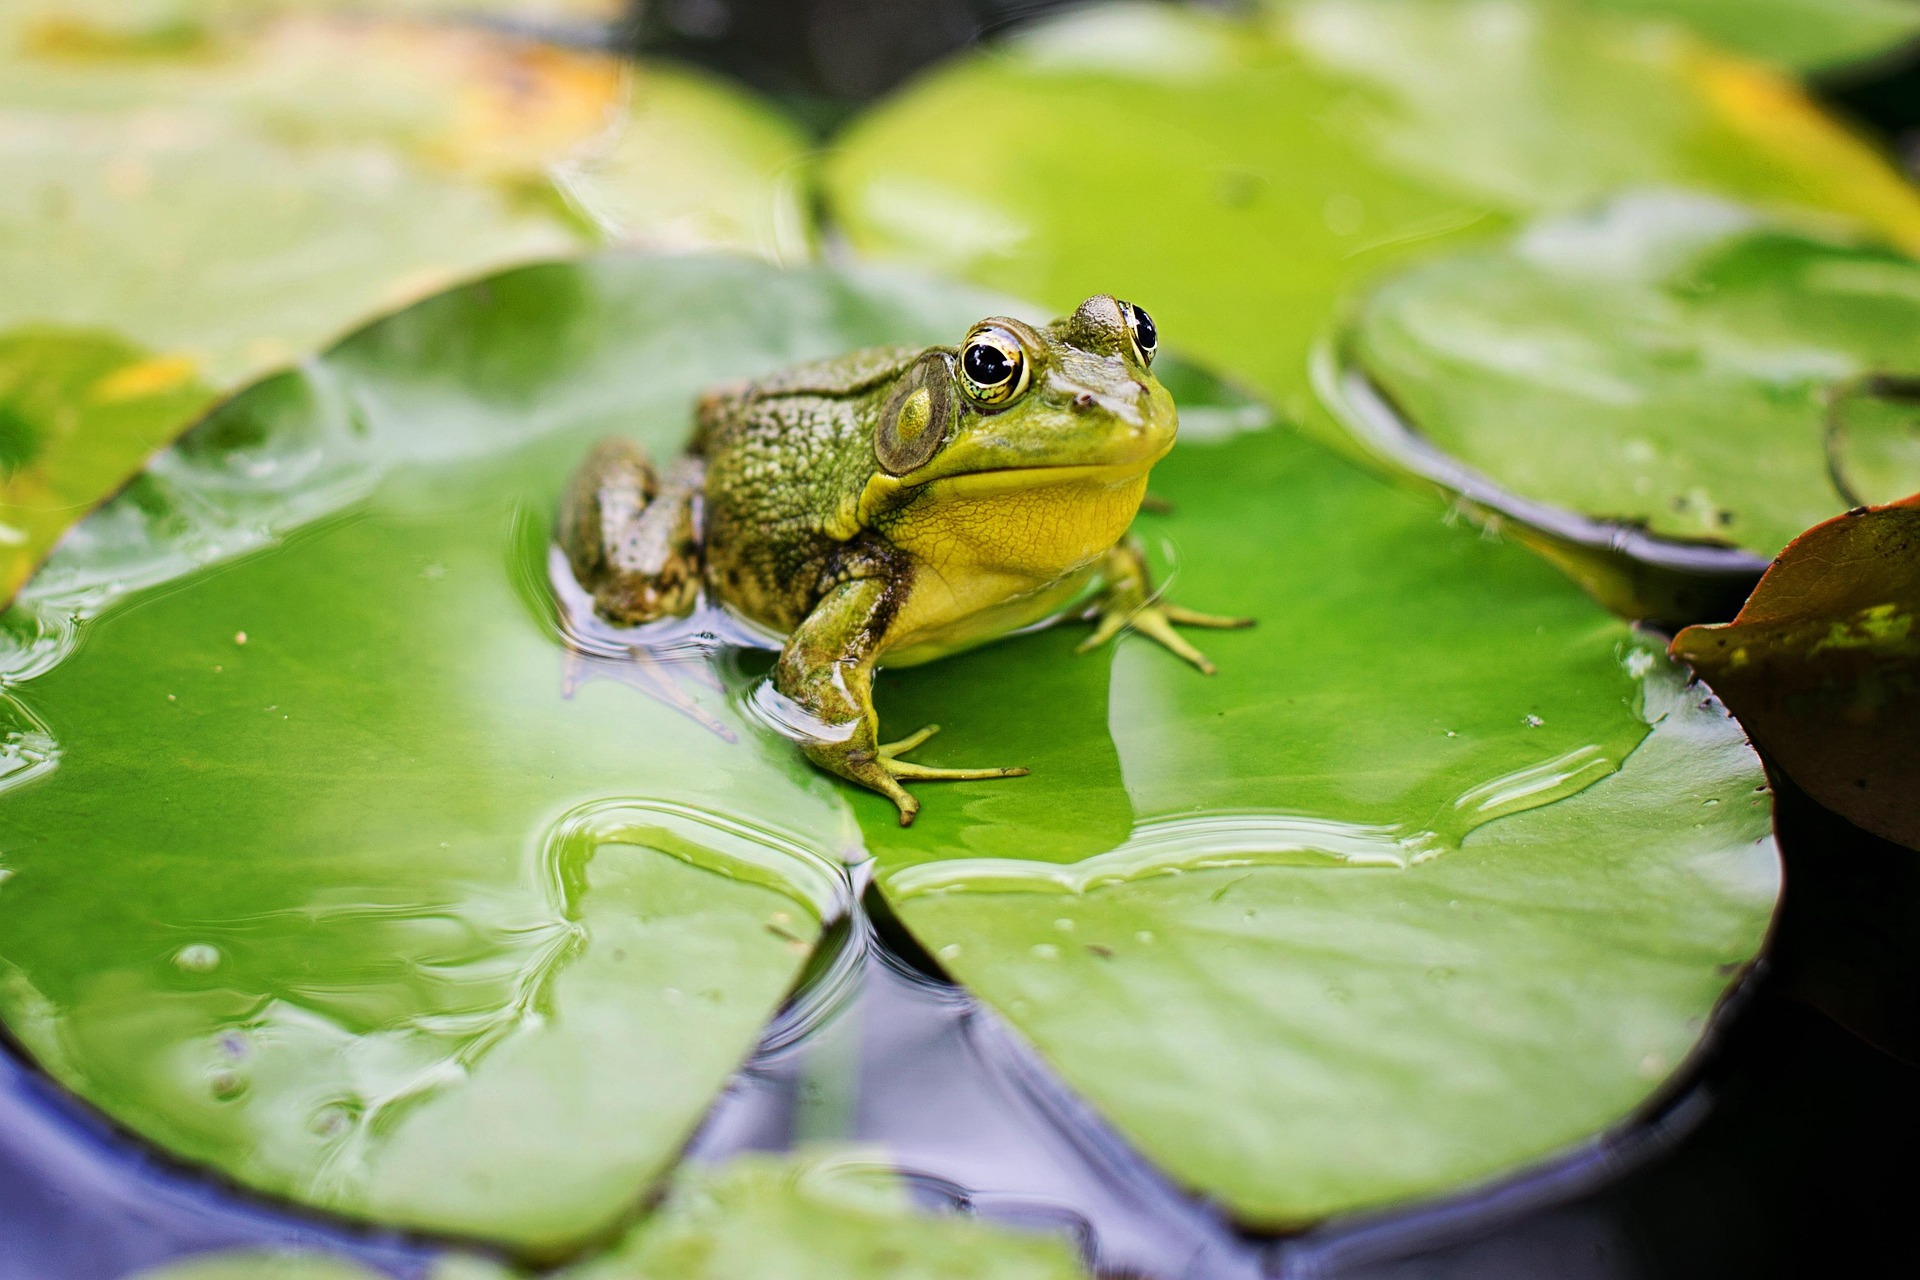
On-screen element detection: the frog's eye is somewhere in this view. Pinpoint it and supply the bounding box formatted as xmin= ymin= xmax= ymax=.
xmin=1122 ymin=301 xmax=1157 ymax=365
xmin=959 ymin=328 xmax=1030 ymax=406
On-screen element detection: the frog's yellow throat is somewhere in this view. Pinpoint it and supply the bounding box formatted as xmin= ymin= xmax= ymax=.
xmin=861 ymin=456 xmax=1154 ymax=665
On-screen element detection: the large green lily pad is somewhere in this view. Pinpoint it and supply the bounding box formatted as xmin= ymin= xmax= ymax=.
xmin=826 ymin=0 xmax=1920 ymax=448
xmin=0 ymin=6 xmax=809 ymax=604
xmin=0 ymin=254 xmax=1777 ymax=1243
xmin=0 ymin=256 xmax=1006 ymax=1254
xmin=859 ymin=374 xmax=1776 ymax=1225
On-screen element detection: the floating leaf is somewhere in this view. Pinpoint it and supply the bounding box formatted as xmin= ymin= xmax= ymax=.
xmin=1673 ymin=495 xmax=1920 ymax=850
xmin=130 ymin=1254 xmax=391 ymax=1280
xmin=1568 ymin=0 xmax=1920 ymax=71
xmin=1335 ymin=192 xmax=1920 ymax=620
xmin=825 ymin=0 xmax=1920 ymax=469
xmin=0 ymin=329 xmax=218 ymax=607
xmin=564 ymin=1152 xmax=1090 ymax=1280
xmin=860 ymin=377 xmax=1777 ymax=1226
xmin=0 ymin=254 xmax=1776 ymax=1242
xmin=0 ymin=7 xmax=810 ymax=604
xmin=0 ymin=257 xmax=1008 ymax=1253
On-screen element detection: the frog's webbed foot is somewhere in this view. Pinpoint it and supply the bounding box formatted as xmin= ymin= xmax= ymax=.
xmin=1078 ymin=541 xmax=1254 ymax=675
xmin=822 ymin=728 xmax=1027 ymax=827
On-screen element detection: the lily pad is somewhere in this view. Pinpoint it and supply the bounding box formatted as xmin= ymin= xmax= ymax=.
xmin=0 ymin=330 xmax=218 ymax=615
xmin=1571 ymin=0 xmax=1920 ymax=71
xmin=859 ymin=376 xmax=1777 ymax=1225
xmin=1334 ymin=191 xmax=1920 ymax=621
xmin=825 ymin=0 xmax=1920 ymax=447
xmin=130 ymin=1255 xmax=391 ymax=1280
xmin=0 ymin=256 xmax=1009 ymax=1253
xmin=131 ymin=1149 xmax=1098 ymax=1280
xmin=1673 ymin=495 xmax=1920 ymax=850
xmin=564 ymin=1152 xmax=1090 ymax=1280
xmin=0 ymin=7 xmax=810 ymax=604
xmin=0 ymin=252 xmax=1778 ymax=1241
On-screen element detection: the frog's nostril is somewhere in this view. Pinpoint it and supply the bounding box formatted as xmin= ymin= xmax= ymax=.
xmin=1072 ymin=392 xmax=1095 ymax=410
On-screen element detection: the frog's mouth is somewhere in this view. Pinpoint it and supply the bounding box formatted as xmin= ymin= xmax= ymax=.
xmin=917 ymin=455 xmax=1159 ymax=499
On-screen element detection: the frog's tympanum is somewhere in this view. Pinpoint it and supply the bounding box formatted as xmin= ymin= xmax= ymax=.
xmin=561 ymin=296 xmax=1250 ymax=824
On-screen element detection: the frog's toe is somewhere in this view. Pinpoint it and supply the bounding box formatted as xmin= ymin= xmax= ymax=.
xmin=879 ymin=723 xmax=1028 ymax=788
xmin=1131 ymin=607 xmax=1218 ymax=675
xmin=1160 ymin=603 xmax=1256 ymax=630
xmin=885 ymin=759 xmax=1030 ymax=782
xmin=879 ymin=724 xmax=941 ymax=758
xmin=1074 ymin=610 xmax=1129 ymax=656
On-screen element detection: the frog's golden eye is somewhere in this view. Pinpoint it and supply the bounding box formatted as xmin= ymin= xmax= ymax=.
xmin=1121 ymin=301 xmax=1157 ymax=365
xmin=959 ymin=328 xmax=1030 ymax=406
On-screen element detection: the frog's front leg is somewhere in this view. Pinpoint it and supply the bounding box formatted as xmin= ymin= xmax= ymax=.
xmin=1078 ymin=538 xmax=1254 ymax=675
xmin=774 ymin=575 xmax=1027 ymax=826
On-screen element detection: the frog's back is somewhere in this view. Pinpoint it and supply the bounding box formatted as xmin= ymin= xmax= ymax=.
xmin=692 ymin=345 xmax=920 ymax=453
xmin=697 ymin=344 xmax=922 ymax=629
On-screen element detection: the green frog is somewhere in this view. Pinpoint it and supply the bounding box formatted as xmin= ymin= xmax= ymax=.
xmin=560 ymin=295 xmax=1250 ymax=825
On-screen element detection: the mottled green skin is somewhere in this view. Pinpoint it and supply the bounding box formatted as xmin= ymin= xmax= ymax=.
xmin=562 ymin=295 xmax=1250 ymax=823
xmin=693 ymin=345 xmax=923 ymax=634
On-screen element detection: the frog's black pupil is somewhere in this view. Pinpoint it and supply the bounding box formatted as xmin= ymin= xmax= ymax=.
xmin=965 ymin=341 xmax=1013 ymax=386
xmin=1130 ymin=305 xmax=1157 ymax=352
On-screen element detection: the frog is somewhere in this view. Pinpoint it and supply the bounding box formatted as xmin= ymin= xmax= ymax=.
xmin=559 ymin=294 xmax=1251 ymax=825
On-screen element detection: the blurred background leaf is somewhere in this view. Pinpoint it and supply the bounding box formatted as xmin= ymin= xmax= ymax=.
xmin=1569 ymin=0 xmax=1920 ymax=72
xmin=1328 ymin=191 xmax=1920 ymax=621
xmin=0 ymin=0 xmax=809 ymax=607
xmin=824 ymin=0 xmax=1920 ymax=492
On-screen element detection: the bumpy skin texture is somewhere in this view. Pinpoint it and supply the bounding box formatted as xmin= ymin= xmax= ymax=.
xmin=561 ymin=295 xmax=1250 ymax=823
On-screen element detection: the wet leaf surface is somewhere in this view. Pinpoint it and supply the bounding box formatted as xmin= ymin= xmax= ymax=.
xmin=1673 ymin=495 xmax=1920 ymax=849
xmin=0 ymin=6 xmax=809 ymax=604
xmin=0 ymin=253 xmax=1777 ymax=1243
xmin=826 ymin=0 xmax=1920 ymax=450
xmin=564 ymin=1152 xmax=1091 ymax=1280
xmin=861 ymin=381 xmax=1777 ymax=1226
xmin=0 ymin=256 xmax=1003 ymax=1253
xmin=1347 ymin=193 xmax=1920 ymax=565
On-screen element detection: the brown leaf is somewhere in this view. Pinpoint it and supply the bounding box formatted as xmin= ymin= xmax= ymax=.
xmin=1672 ymin=495 xmax=1920 ymax=848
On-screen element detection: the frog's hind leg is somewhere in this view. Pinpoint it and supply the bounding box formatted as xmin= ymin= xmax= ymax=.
xmin=560 ymin=437 xmax=706 ymax=625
